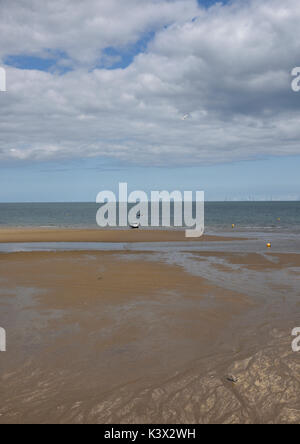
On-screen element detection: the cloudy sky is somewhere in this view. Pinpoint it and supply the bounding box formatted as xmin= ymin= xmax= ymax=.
xmin=0 ymin=0 xmax=300 ymax=201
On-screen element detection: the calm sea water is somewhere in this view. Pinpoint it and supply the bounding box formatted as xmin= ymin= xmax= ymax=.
xmin=0 ymin=202 xmax=299 ymax=234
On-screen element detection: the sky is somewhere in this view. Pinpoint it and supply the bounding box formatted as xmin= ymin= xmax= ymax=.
xmin=0 ymin=0 xmax=300 ymax=202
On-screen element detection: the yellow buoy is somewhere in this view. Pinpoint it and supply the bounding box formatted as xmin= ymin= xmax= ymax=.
xmin=267 ymin=243 xmax=271 ymax=248
xmin=232 ymin=224 xmax=235 ymax=229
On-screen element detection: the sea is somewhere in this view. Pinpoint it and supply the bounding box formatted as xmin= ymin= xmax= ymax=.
xmin=0 ymin=202 xmax=299 ymax=234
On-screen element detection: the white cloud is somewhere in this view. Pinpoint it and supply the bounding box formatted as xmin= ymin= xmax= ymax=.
xmin=0 ymin=0 xmax=198 ymax=66
xmin=0 ymin=0 xmax=300 ymax=166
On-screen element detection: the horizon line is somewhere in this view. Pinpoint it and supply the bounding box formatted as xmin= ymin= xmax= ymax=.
xmin=0 ymin=200 xmax=299 ymax=204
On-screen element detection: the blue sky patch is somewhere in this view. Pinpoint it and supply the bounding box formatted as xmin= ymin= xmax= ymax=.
xmin=100 ymin=31 xmax=155 ymax=70
xmin=4 ymin=50 xmax=72 ymax=74
xmin=197 ymin=0 xmax=230 ymax=7
xmin=5 ymin=54 xmax=55 ymax=71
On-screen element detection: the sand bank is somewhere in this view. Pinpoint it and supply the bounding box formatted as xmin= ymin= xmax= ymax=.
xmin=0 ymin=228 xmax=243 ymax=243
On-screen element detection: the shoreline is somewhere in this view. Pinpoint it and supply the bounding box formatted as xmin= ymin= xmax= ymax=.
xmin=0 ymin=228 xmax=244 ymax=244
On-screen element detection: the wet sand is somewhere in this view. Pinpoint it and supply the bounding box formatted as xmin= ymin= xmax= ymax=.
xmin=0 ymin=228 xmax=240 ymax=243
xmin=0 ymin=247 xmax=299 ymax=424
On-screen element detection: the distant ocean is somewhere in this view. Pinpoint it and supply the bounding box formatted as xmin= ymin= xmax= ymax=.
xmin=0 ymin=202 xmax=300 ymax=234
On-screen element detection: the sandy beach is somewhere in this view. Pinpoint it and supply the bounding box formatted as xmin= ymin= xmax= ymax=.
xmin=0 ymin=228 xmax=238 ymax=243
xmin=0 ymin=232 xmax=299 ymax=424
